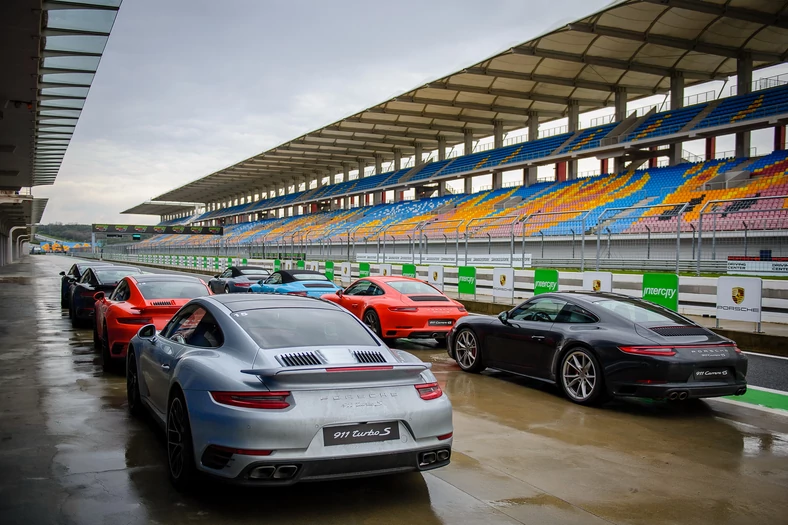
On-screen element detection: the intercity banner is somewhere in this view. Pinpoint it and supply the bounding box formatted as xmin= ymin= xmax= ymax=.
xmin=428 ymin=265 xmax=444 ymax=291
xmin=642 ymin=273 xmax=679 ymax=311
xmin=92 ymin=224 xmax=223 ymax=235
xmin=378 ymin=264 xmax=393 ymax=277
xmin=716 ymin=276 xmax=762 ymax=323
xmin=582 ymin=271 xmax=613 ymax=293
xmin=533 ymin=269 xmax=559 ymax=295
xmin=458 ymin=266 xmax=476 ymax=296
xmin=274 ymin=259 xmax=281 ymax=272
xmin=325 ymin=261 xmax=335 ymax=281
xmin=402 ymin=264 xmax=417 ymax=278
xmin=493 ymin=267 xmax=515 ymax=300
xmin=339 ymin=262 xmax=352 ymax=285
xmin=296 ymin=260 xmax=305 ymax=270
xmin=359 ymin=262 xmax=370 ymax=278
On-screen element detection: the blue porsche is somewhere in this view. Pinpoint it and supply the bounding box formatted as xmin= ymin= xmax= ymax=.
xmin=248 ymin=269 xmax=341 ymax=297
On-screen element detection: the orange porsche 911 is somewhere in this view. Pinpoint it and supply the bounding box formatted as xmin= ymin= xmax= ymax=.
xmin=94 ymin=274 xmax=212 ymax=371
xmin=322 ymin=276 xmax=467 ymax=344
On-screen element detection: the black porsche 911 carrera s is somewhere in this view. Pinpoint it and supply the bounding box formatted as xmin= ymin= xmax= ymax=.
xmin=447 ymin=291 xmax=747 ymax=405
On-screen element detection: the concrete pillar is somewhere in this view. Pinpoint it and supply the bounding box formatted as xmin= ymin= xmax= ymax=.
xmin=493 ymin=120 xmax=504 ymax=149
xmin=358 ymin=158 xmax=365 ymax=178
xmin=775 ymin=125 xmax=786 ymax=151
xmin=668 ymin=73 xmax=685 ymax=165
xmin=705 ymin=136 xmax=717 ymax=161
xmin=463 ymin=129 xmax=474 ymax=155
xmin=614 ymin=89 xmax=628 ymax=174
xmin=492 ymin=172 xmax=503 ymax=190
xmin=414 ymin=142 xmax=424 ymax=167
xmin=438 ymin=136 xmax=447 ymax=161
xmin=373 ymin=191 xmax=382 ymax=205
xmin=528 ymin=111 xmax=539 ymax=141
xmin=342 ymin=163 xmax=350 ymax=182
xmin=464 ymin=176 xmax=473 ymax=194
xmin=567 ymin=101 xmax=579 ymax=180
xmin=736 ymin=53 xmax=753 ymax=158
xmin=523 ymin=167 xmax=538 ymax=187
xmin=394 ymin=149 xmax=402 ymax=171
xmin=374 ymin=154 xmax=383 ymax=175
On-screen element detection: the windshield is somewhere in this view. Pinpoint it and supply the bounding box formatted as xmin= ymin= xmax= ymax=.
xmin=387 ymin=280 xmax=441 ymax=295
xmin=95 ymin=269 xmax=141 ymax=284
xmin=137 ymin=281 xmax=209 ymax=300
xmin=594 ymin=299 xmax=687 ymax=324
xmin=232 ymin=308 xmax=377 ymax=349
xmin=292 ymin=272 xmax=329 ymax=281
xmin=240 ymin=267 xmax=268 ymax=276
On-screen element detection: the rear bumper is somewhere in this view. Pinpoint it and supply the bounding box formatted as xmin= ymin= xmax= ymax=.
xmin=381 ymin=312 xmax=464 ymax=340
xmin=609 ymin=381 xmax=747 ymax=399
xmin=229 ymin=447 xmax=451 ymax=486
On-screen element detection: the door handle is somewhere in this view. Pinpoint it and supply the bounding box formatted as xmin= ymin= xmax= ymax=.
xmin=161 ymin=364 xmax=170 ymax=370
xmin=531 ymin=335 xmax=545 ymax=340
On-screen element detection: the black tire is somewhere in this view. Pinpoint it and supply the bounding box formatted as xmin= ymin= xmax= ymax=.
xmin=69 ymin=299 xmax=79 ymax=327
xmin=453 ymin=328 xmax=485 ymax=373
xmin=224 ymin=285 xmax=230 ymax=294
xmin=101 ymin=326 xmax=113 ymax=373
xmin=559 ymin=347 xmax=607 ymax=406
xmin=126 ymin=348 xmax=142 ymax=417
xmin=167 ymin=389 xmax=198 ymax=490
xmin=93 ymin=319 xmax=100 ymax=349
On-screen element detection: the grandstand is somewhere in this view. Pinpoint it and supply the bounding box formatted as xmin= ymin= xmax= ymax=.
xmin=122 ymin=0 xmax=788 ymax=273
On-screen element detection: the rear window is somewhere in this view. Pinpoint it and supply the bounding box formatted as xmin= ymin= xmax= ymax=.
xmin=291 ymin=272 xmax=329 ymax=281
xmin=594 ymin=299 xmax=687 ymax=323
xmin=231 ymin=308 xmax=377 ymax=349
xmin=95 ymin=269 xmax=141 ymax=284
xmin=387 ymin=280 xmax=440 ymax=295
xmin=137 ymin=281 xmax=209 ymax=300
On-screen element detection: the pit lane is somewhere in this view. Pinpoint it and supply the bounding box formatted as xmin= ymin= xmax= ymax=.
xmin=1 ymin=255 xmax=787 ymax=525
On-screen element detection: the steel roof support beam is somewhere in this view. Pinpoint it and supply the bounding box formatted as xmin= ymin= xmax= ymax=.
xmin=314 ymin=129 xmax=439 ymax=147
xmin=345 ymin=116 xmax=469 ymax=135
xmin=511 ymin=46 xmax=726 ymax=80
xmin=567 ymin=22 xmax=781 ymax=62
xmin=365 ymin=107 xmax=526 ymax=127
xmin=293 ymin=137 xmax=415 ymax=154
xmin=461 ymin=66 xmax=655 ymax=95
xmin=323 ymin=125 xmax=445 ymax=143
xmin=424 ymin=81 xmax=606 ymax=107
xmin=391 ymin=95 xmax=564 ymax=117
xmin=641 ymin=0 xmax=788 ymax=30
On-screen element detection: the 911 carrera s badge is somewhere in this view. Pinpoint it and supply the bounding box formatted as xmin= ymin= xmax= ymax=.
xmin=732 ymin=287 xmax=745 ymax=305
xmin=593 ymin=279 xmax=601 ymax=292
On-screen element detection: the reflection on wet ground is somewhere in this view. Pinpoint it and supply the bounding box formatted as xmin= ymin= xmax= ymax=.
xmin=1 ymin=255 xmax=787 ymax=525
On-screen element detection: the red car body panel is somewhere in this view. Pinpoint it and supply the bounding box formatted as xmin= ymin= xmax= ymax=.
xmin=322 ymin=276 xmax=467 ymax=340
xmin=94 ymin=276 xmax=212 ymax=360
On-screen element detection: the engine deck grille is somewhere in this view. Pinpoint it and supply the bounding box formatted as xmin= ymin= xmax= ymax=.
xmin=151 ymin=300 xmax=175 ymax=306
xmin=408 ymin=295 xmax=450 ymax=302
xmin=353 ymin=350 xmax=387 ymax=363
xmin=649 ymin=326 xmax=710 ymax=337
xmin=278 ymin=352 xmax=322 ymax=367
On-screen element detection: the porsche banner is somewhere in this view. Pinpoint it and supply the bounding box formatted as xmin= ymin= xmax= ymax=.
xmin=493 ymin=268 xmax=515 ymax=300
xmin=716 ymin=276 xmax=762 ymax=323
xmin=92 ymin=224 xmax=223 ymax=235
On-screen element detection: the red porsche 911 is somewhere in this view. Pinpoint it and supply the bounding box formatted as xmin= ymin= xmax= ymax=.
xmin=94 ymin=274 xmax=212 ymax=371
xmin=322 ymin=276 xmax=467 ymax=344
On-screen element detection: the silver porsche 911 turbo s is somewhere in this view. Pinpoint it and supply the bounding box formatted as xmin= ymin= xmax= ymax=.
xmin=126 ymin=294 xmax=453 ymax=488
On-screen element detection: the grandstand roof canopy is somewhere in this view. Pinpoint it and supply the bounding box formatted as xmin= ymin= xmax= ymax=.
xmin=150 ymin=0 xmax=788 ymax=206
xmin=122 ymin=201 xmax=200 ymax=216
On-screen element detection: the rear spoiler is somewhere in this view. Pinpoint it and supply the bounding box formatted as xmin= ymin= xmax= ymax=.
xmin=241 ymin=363 xmax=431 ymax=377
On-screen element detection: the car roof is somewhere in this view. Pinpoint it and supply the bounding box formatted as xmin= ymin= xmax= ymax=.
xmin=207 ymin=293 xmax=340 ymax=312
xmin=234 ymin=266 xmax=267 ymax=271
xmin=536 ymin=291 xmax=637 ymax=303
xmin=278 ymin=269 xmax=325 ymax=277
xmin=128 ymin=274 xmax=202 ymax=283
xmin=93 ymin=265 xmax=140 ymax=272
xmin=365 ymin=276 xmax=420 ymax=282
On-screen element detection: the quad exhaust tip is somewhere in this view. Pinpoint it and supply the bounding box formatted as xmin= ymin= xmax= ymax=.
xmin=667 ymin=390 xmax=689 ymax=401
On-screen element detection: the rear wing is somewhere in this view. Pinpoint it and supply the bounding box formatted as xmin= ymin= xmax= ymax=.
xmin=241 ymin=363 xmax=432 ymax=388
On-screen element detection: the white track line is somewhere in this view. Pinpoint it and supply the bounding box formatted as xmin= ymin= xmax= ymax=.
xmin=748 ymin=385 xmax=788 ymax=395
xmin=710 ymin=397 xmax=788 ymax=417
xmin=742 ymin=351 xmax=788 ymax=361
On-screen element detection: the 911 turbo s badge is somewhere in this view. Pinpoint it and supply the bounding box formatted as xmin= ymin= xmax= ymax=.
xmin=732 ymin=287 xmax=745 ymax=305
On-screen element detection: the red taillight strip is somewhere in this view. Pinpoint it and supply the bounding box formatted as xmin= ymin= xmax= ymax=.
xmin=117 ymin=317 xmax=153 ymax=325
xmin=619 ymin=346 xmax=677 ymax=356
xmin=415 ymin=382 xmax=443 ymax=400
xmin=210 ymin=391 xmax=290 ymax=409
xmin=389 ymin=307 xmax=418 ymax=312
xmin=209 ymin=444 xmax=272 ymax=456
xmin=326 ymin=366 xmax=394 ymax=372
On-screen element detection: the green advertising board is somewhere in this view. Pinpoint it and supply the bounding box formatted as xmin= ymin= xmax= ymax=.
xmin=458 ymin=266 xmax=476 ymax=295
xmin=242 ymin=257 xmax=248 ymax=265
xmin=642 ymin=273 xmax=679 ymax=311
xmin=402 ymin=264 xmax=417 ymax=278
xmin=202 ymin=256 xmax=207 ymax=269
xmin=274 ymin=259 xmax=281 ymax=272
xmin=296 ymin=260 xmax=305 ymax=270
xmin=213 ymin=257 xmax=219 ymax=270
xmin=325 ymin=261 xmax=335 ymax=281
xmin=226 ymin=257 xmax=232 ymax=268
xmin=359 ymin=262 xmax=370 ymax=278
xmin=533 ymin=269 xmax=559 ymax=295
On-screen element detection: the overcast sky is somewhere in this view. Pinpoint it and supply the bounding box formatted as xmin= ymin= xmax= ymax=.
xmin=35 ymin=0 xmax=615 ymax=223
xmin=34 ymin=0 xmax=784 ymax=225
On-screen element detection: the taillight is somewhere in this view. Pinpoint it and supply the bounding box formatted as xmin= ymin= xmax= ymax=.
xmin=210 ymin=391 xmax=291 ymax=409
xmin=287 ymin=291 xmax=308 ymax=296
xmin=437 ymin=432 xmax=453 ymax=440
xmin=117 ymin=317 xmax=153 ymax=325
xmin=457 ymin=306 xmax=467 ymax=313
xmin=390 ymin=307 xmax=418 ymax=312
xmin=618 ymin=345 xmax=677 ymax=356
xmin=235 ymin=282 xmax=251 ymax=287
xmin=415 ymin=382 xmax=443 ymax=400
xmin=733 ymin=345 xmax=742 ymax=354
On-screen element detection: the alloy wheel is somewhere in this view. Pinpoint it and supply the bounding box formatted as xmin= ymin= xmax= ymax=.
xmin=167 ymin=398 xmax=186 ymax=479
xmin=562 ymin=351 xmax=597 ymax=401
xmin=363 ymin=310 xmax=380 ymax=336
xmin=455 ymin=330 xmax=477 ymax=369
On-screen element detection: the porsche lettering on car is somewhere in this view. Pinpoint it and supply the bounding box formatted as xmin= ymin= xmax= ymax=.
xmin=126 ymin=294 xmax=453 ymax=488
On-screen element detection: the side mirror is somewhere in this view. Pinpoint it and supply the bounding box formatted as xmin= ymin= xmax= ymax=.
xmin=94 ymin=291 xmax=105 ymax=301
xmin=138 ymin=324 xmax=156 ymax=339
xmin=498 ymin=311 xmax=509 ymax=324
xmin=59 ymin=271 xmax=65 ymax=276
xmin=336 ymin=289 xmax=343 ymax=298
xmin=214 ymin=274 xmax=220 ymax=278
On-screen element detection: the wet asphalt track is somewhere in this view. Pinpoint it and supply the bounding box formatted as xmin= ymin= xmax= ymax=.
xmin=1 ymin=255 xmax=787 ymax=525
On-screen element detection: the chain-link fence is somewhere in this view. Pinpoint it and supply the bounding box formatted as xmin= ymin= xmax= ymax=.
xmin=518 ymin=210 xmax=592 ymax=270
